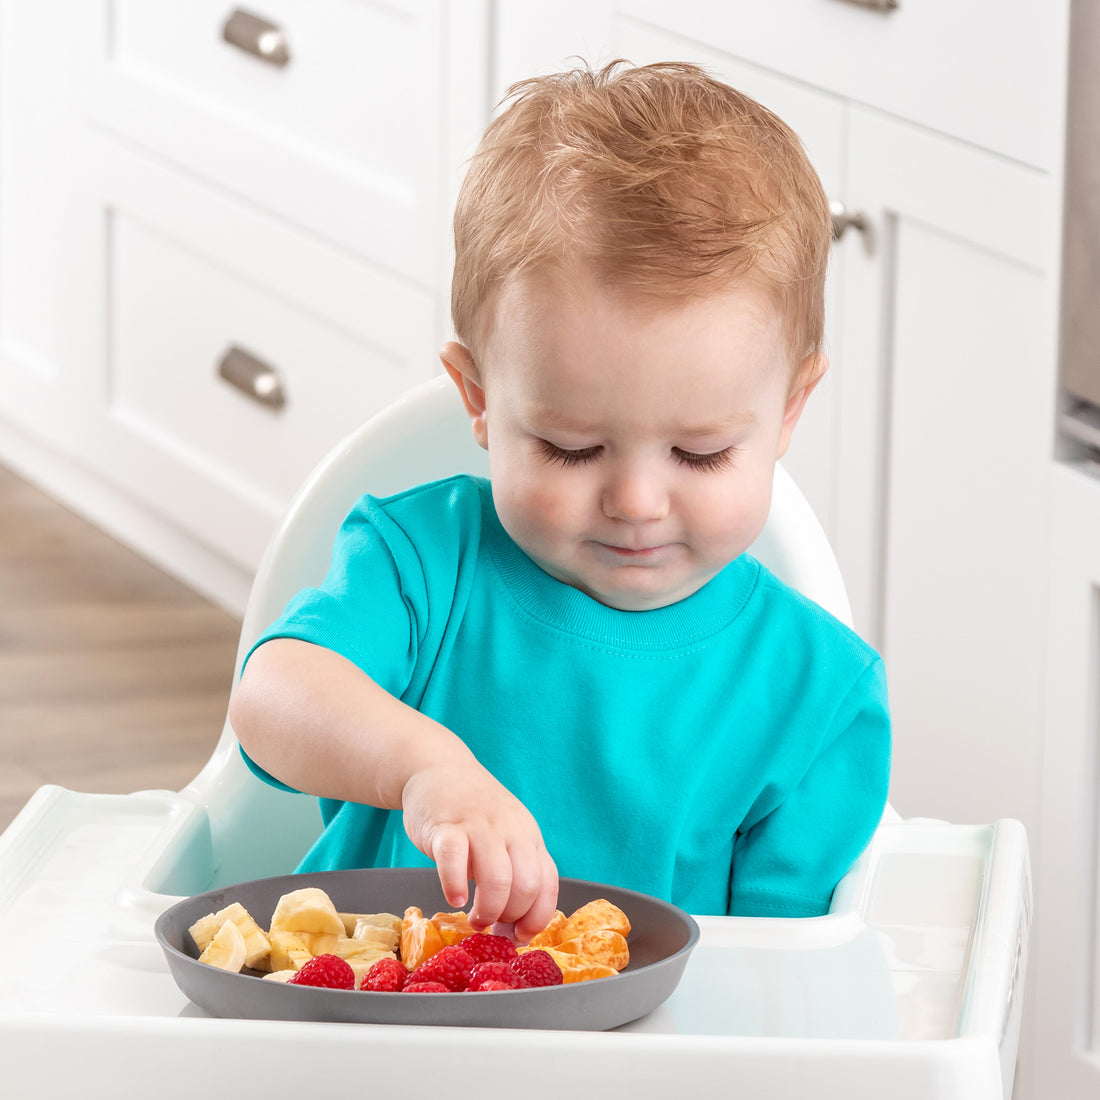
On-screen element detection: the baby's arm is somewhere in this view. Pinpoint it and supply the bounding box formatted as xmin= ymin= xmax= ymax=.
xmin=230 ymin=637 xmax=559 ymax=941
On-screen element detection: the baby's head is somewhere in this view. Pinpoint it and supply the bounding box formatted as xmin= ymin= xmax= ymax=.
xmin=451 ymin=59 xmax=831 ymax=371
xmin=443 ymin=62 xmax=832 ymax=611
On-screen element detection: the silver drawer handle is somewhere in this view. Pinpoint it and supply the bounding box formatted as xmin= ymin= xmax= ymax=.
xmin=828 ymin=0 xmax=898 ymax=10
xmin=217 ymin=345 xmax=287 ymax=411
xmin=222 ymin=8 xmax=291 ymax=67
xmin=830 ymin=199 xmax=874 ymax=254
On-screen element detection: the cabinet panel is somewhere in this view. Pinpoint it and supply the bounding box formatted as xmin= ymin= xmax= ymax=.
xmin=92 ymin=141 xmax=437 ymax=570
xmin=621 ymin=0 xmax=1068 ymax=171
xmin=881 ymin=222 xmax=1048 ymax=825
xmin=1030 ymin=464 xmax=1100 ymax=1100
xmin=839 ymin=108 xmax=1059 ymax=831
xmin=86 ymin=0 xmax=445 ymax=283
xmin=110 ymin=217 xmax=429 ymax=512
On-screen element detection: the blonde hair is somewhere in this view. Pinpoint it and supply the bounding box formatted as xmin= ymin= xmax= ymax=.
xmin=451 ymin=60 xmax=831 ymax=368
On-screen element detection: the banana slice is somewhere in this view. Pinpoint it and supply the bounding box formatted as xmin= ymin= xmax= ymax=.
xmin=340 ymin=911 xmax=401 ymax=939
xmin=269 ymin=887 xmax=345 ymax=936
xmin=268 ymin=931 xmax=313 ymax=972
xmin=198 ymin=918 xmax=247 ymax=972
xmin=188 ymin=902 xmax=271 ymax=970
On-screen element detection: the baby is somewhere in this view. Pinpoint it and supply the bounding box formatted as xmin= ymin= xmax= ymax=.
xmin=231 ymin=61 xmax=891 ymax=942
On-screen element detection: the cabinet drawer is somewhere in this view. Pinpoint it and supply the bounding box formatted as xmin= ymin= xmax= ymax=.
xmin=100 ymin=147 xmax=437 ymax=569
xmin=620 ymin=0 xmax=1066 ymax=170
xmin=88 ymin=0 xmax=446 ymax=282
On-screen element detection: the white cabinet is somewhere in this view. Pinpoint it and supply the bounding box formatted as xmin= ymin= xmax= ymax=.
xmin=621 ymin=0 xmax=1065 ymax=171
xmin=845 ymin=112 xmax=1060 ymax=833
xmin=0 ymin=1 xmax=490 ymax=612
xmin=1032 ymin=463 xmax=1100 ymax=1098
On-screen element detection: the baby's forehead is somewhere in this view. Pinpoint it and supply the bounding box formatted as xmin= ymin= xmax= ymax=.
xmin=496 ymin=263 xmax=772 ymax=327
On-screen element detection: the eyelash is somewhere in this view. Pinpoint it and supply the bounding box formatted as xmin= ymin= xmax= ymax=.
xmin=536 ymin=441 xmax=735 ymax=472
xmin=537 ymin=441 xmax=601 ymax=467
xmin=674 ymin=447 xmax=736 ymax=472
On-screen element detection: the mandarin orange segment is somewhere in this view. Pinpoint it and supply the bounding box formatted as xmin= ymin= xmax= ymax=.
xmin=526 ymin=909 xmax=567 ymax=947
xmin=562 ymin=962 xmax=618 ymax=984
xmin=559 ymin=899 xmax=631 ymax=942
xmin=430 ymin=910 xmax=475 ymax=945
xmin=554 ymin=929 xmax=630 ymax=971
xmin=400 ymin=906 xmax=445 ymax=970
xmin=533 ymin=947 xmax=618 ymax=984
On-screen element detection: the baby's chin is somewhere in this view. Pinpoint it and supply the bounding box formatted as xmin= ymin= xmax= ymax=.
xmin=571 ymin=573 xmax=716 ymax=612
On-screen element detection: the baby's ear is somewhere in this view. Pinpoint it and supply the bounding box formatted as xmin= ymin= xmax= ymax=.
xmin=440 ymin=341 xmax=488 ymax=450
xmin=777 ymin=353 xmax=828 ymax=458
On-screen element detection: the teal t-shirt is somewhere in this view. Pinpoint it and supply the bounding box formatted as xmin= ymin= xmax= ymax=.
xmin=242 ymin=475 xmax=891 ymax=917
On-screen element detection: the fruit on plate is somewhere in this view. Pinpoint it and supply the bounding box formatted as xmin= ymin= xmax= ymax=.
xmin=197 ymin=918 xmax=247 ymax=972
xmin=525 ymin=947 xmax=618 ymax=984
xmin=407 ymin=944 xmax=477 ymax=992
xmin=269 ymin=887 xmax=346 ymax=937
xmin=267 ymin=931 xmax=314 ymax=973
xmin=360 ymin=957 xmax=409 ymax=992
xmin=188 ymin=893 xmax=400 ymax=980
xmin=288 ymin=953 xmax=357 ymax=989
xmin=553 ymin=929 xmax=630 ymax=971
xmin=558 ymin=899 xmax=631 ymax=942
xmin=189 ymin=901 xmax=271 ymax=969
xmin=399 ymin=906 xmax=446 ymax=970
xmin=189 ymin=886 xmax=631 ymax=992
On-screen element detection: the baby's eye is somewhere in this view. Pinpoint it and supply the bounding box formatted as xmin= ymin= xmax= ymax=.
xmin=537 ymin=440 xmax=602 ymax=467
xmin=673 ymin=447 xmax=736 ymax=472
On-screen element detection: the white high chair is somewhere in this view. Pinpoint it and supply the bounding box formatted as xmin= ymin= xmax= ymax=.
xmin=0 ymin=376 xmax=1029 ymax=1099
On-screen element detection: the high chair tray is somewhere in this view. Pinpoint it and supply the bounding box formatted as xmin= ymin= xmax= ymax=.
xmin=0 ymin=785 xmax=1028 ymax=1100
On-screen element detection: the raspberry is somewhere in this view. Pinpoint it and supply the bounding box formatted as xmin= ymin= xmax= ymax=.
xmin=512 ymin=950 xmax=563 ymax=988
xmin=404 ymin=981 xmax=450 ymax=993
xmin=407 ymin=945 xmax=476 ymax=992
xmin=468 ymin=961 xmax=525 ymax=991
xmin=461 ymin=932 xmax=519 ymax=964
xmin=288 ymin=953 xmax=355 ymax=990
xmin=360 ymin=957 xmax=409 ymax=992
xmin=476 ymin=980 xmax=519 ymax=991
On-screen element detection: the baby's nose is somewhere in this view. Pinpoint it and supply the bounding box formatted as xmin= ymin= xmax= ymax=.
xmin=601 ymin=467 xmax=670 ymax=523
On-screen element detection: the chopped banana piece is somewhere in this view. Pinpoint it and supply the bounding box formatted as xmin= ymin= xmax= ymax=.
xmin=268 ymin=931 xmax=313 ymax=972
xmin=197 ymin=919 xmax=247 ymax=972
xmin=339 ymin=911 xmax=401 ymax=939
xmin=269 ymin=887 xmax=345 ymax=936
xmin=188 ymin=902 xmax=271 ymax=969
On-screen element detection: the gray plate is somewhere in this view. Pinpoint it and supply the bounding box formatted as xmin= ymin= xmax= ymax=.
xmin=155 ymin=868 xmax=699 ymax=1030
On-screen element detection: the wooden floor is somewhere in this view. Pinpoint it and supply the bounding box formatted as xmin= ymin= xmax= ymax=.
xmin=0 ymin=463 xmax=241 ymax=831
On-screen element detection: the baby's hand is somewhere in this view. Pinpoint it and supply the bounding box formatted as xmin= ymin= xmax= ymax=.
xmin=401 ymin=761 xmax=559 ymax=943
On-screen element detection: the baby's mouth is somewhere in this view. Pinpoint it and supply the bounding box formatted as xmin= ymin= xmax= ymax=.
xmin=596 ymin=542 xmax=669 ymax=559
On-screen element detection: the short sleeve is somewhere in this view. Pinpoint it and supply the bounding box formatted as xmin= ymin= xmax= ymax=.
xmin=729 ymin=657 xmax=892 ymax=917
xmin=242 ymin=495 xmax=425 ymax=698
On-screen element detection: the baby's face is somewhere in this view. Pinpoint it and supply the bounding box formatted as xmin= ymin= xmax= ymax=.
xmin=446 ymin=270 xmax=819 ymax=611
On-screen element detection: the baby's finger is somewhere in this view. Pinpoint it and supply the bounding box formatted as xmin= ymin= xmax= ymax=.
xmin=513 ymin=849 xmax=559 ymax=944
xmin=467 ymin=845 xmax=516 ymax=930
xmin=495 ymin=840 xmax=552 ymax=925
xmin=429 ymin=826 xmax=471 ymax=910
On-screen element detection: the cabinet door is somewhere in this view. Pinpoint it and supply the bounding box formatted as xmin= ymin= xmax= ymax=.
xmin=1031 ymin=464 xmax=1100 ymax=1100
xmin=837 ymin=107 xmax=1060 ymax=833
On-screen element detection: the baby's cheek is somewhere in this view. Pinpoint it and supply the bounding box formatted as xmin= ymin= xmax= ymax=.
xmin=703 ymin=478 xmax=772 ymax=545
xmin=493 ymin=476 xmax=565 ymax=549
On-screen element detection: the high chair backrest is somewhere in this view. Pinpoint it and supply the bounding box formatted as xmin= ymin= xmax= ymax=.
xmin=234 ymin=375 xmax=853 ymax=674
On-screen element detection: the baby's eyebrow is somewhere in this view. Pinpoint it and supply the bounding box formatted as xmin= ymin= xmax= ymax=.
xmin=526 ymin=406 xmax=755 ymax=436
xmin=672 ymin=413 xmax=756 ymax=436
